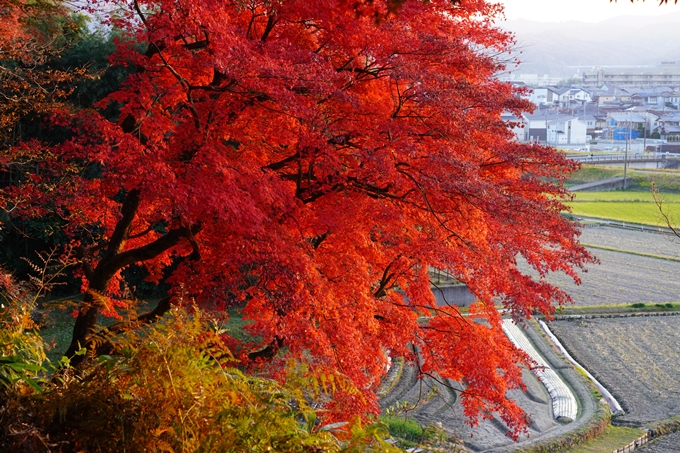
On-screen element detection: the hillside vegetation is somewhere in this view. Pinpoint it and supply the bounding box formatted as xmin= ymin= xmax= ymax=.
xmin=568 ymin=165 xmax=680 ymax=192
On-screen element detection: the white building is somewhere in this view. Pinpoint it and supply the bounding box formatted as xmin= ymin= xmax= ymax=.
xmin=525 ymin=112 xmax=588 ymax=146
xmin=524 ymin=86 xmax=592 ymax=109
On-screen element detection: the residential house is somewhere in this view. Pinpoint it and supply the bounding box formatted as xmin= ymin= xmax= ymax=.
xmin=526 ymin=87 xmax=548 ymax=107
xmin=546 ymin=86 xmax=571 ymax=107
xmin=524 ymin=111 xmax=588 ymax=146
xmin=577 ymin=114 xmax=597 ymax=138
xmin=659 ymin=89 xmax=680 ymax=110
xmin=603 ymin=112 xmax=647 ymax=140
xmin=656 ymin=111 xmax=680 ymax=142
xmin=569 ymin=88 xmax=592 ymax=104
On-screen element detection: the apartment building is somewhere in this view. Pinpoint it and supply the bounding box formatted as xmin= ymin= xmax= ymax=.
xmin=583 ymin=62 xmax=680 ymax=88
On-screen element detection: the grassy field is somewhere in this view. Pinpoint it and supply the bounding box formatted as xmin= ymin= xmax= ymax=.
xmin=564 ymin=191 xmax=680 ymax=227
xmin=566 ymin=202 xmax=668 ymax=226
xmin=568 ymin=165 xmax=680 ymax=191
xmin=567 ymin=166 xmax=624 ymax=185
xmin=39 ymin=301 xmax=256 ymax=365
xmin=571 ymin=192 xmax=680 ymax=202
xmin=564 ymin=425 xmax=646 ymax=453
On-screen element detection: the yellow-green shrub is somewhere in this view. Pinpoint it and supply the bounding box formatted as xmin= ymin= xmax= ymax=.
xmin=0 ymin=272 xmax=47 ymax=393
xmin=2 ymin=307 xmax=400 ymax=453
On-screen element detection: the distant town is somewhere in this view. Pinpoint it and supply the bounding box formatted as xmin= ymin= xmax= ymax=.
xmin=502 ymin=61 xmax=680 ymax=152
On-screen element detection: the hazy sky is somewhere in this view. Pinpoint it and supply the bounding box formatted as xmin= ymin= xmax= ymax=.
xmin=498 ymin=0 xmax=674 ymax=22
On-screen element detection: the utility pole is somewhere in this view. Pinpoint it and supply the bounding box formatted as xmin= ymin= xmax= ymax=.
xmin=623 ymin=113 xmax=630 ymax=190
xmin=643 ymin=112 xmax=647 ymax=153
xmin=545 ymin=107 xmax=549 ymax=146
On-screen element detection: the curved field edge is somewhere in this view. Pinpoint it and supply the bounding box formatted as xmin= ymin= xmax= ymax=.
xmin=499 ymin=321 xmax=600 ymax=452
xmin=503 ymin=320 xmax=578 ymax=421
xmin=537 ymin=320 xmax=622 ymax=416
xmin=514 ymin=402 xmax=611 ymax=453
xmin=512 ymin=320 xmax=613 ymax=453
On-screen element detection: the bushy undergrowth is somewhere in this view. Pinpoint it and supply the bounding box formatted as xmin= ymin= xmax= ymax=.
xmin=0 ymin=294 xmax=400 ymax=452
xmin=379 ymin=410 xmax=464 ymax=452
xmin=381 ymin=415 xmax=425 ymax=443
xmin=0 ymin=271 xmax=49 ymax=392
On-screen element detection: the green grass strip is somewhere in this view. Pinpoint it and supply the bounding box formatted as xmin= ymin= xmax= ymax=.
xmin=581 ymin=243 xmax=680 ymax=262
xmin=565 ymin=202 xmax=670 ymax=226
xmin=564 ymin=425 xmax=646 ymax=453
xmin=571 ymin=191 xmax=680 ymax=203
xmin=554 ymin=302 xmax=680 ymax=316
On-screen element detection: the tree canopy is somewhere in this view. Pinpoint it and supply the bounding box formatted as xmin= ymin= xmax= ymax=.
xmin=0 ymin=0 xmax=593 ymax=435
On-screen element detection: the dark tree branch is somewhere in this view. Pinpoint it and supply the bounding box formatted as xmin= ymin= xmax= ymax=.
xmin=374 ymin=256 xmax=401 ymax=298
xmin=128 ymin=224 xmax=154 ymax=240
xmin=100 ymin=223 xmax=202 ymax=276
xmin=101 ymin=189 xmax=141 ymax=263
xmin=262 ymin=151 xmax=300 ymax=171
xmin=310 ymin=232 xmax=328 ymax=249
xmin=261 ymin=14 xmax=278 ymax=42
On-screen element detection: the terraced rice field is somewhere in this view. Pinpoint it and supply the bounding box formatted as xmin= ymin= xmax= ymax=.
xmin=382 ymin=226 xmax=680 ymax=451
xmin=379 ymin=322 xmax=598 ymax=452
xmin=565 ymin=191 xmax=680 ymax=227
xmin=548 ymin=316 xmax=680 ymax=426
xmin=579 ymin=226 xmax=680 ymax=259
xmin=379 ymin=361 xmax=568 ymax=452
xmin=543 ymin=226 xmax=680 ymax=306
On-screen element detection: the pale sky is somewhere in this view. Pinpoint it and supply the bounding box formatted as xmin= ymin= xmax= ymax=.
xmin=498 ymin=0 xmax=675 ymax=23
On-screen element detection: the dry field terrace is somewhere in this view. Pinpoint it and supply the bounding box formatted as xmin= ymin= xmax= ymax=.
xmin=549 ymin=316 xmax=680 ymax=426
xmin=546 ymin=226 xmax=680 ymax=306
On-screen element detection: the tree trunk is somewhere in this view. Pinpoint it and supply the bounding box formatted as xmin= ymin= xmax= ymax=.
xmin=63 ymin=189 xmax=200 ymax=366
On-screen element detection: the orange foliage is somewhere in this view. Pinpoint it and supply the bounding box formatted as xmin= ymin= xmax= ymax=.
xmin=0 ymin=0 xmax=84 ymax=151
xmin=1 ymin=0 xmax=594 ymax=436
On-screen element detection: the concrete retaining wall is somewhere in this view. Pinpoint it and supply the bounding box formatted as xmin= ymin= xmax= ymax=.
xmin=431 ymin=284 xmax=476 ymax=307
xmin=570 ymin=177 xmax=626 ymax=192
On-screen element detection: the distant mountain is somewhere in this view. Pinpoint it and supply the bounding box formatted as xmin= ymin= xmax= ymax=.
xmin=498 ymin=12 xmax=680 ymax=78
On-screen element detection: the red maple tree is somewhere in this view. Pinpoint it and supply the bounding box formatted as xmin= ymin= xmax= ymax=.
xmin=1 ymin=0 xmax=593 ymax=434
